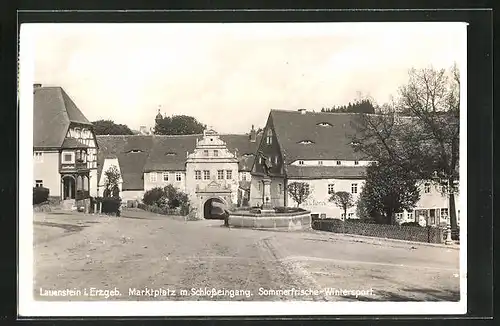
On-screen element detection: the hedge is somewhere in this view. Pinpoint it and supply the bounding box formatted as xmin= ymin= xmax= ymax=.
xmin=90 ymin=196 xmax=121 ymax=216
xmin=33 ymin=187 xmax=49 ymax=204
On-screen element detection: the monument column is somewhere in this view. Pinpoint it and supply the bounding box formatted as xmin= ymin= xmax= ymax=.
xmin=262 ymin=178 xmax=272 ymax=209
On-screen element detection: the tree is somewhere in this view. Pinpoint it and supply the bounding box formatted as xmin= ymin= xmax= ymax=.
xmin=154 ymin=115 xmax=206 ymax=135
xmin=351 ymin=64 xmax=460 ymax=230
xmin=357 ymin=160 xmax=421 ymax=225
xmin=330 ymin=191 xmax=354 ymax=220
xmin=322 ymin=98 xmax=376 ymax=114
xmin=92 ymin=119 xmax=134 ymax=135
xmin=103 ymin=165 xmax=121 ymax=198
xmin=287 ymin=182 xmax=311 ymax=207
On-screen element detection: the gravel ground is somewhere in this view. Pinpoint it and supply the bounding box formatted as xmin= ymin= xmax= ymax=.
xmin=33 ymin=209 xmax=460 ymax=302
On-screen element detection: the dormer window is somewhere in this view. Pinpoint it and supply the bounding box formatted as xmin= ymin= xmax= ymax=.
xmin=266 ymin=129 xmax=273 ymax=145
xmin=165 ymin=152 xmax=176 ymax=156
xmin=351 ymin=141 xmax=361 ymax=146
xmin=317 ymin=122 xmax=333 ymax=127
xmin=298 ymin=140 xmax=314 ymax=145
xmin=203 ymin=150 xmax=209 ymax=156
xmin=128 ymin=149 xmax=142 ymax=153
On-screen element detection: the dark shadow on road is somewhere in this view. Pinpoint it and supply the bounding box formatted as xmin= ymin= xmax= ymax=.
xmin=33 ymin=221 xmax=87 ymax=232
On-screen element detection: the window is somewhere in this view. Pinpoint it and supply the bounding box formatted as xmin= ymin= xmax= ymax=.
xmin=440 ymin=208 xmax=449 ymax=218
xmin=195 ymin=170 xmax=201 ymax=180
xmin=62 ymin=152 xmax=74 ymax=163
xmin=214 ymin=150 xmax=219 ymax=157
xmin=226 ymin=170 xmax=232 ymax=180
xmin=258 ymin=183 xmax=261 ymax=191
xmin=217 ymin=170 xmax=224 ymax=180
xmin=318 ymin=160 xmax=323 ymax=166
xmin=150 ymin=172 xmax=157 ymax=182
xmin=242 ymin=173 xmax=247 ymax=181
xmin=298 ymin=160 xmax=304 ymax=165
xmin=351 ymin=183 xmax=358 ymax=194
xmin=328 ymin=184 xmax=335 ymax=194
xmin=203 ymin=170 xmax=210 ymax=180
xmin=35 ymin=180 xmax=43 ymax=187
xmin=348 ymin=213 xmax=354 ymax=219
xmin=340 ymin=213 xmax=345 ymax=220
xmin=317 ymin=122 xmax=333 ymax=127
xmin=266 ymin=129 xmax=272 ymax=145
xmin=407 ymin=211 xmax=414 ymax=221
xmin=163 ymin=172 xmax=169 ymax=182
xmin=354 ymin=161 xmax=359 ymax=165
xmin=259 ymin=157 xmax=262 ymax=164
xmin=396 ymin=213 xmax=403 ymax=219
xmin=175 ymin=172 xmax=182 ymax=182
xmin=274 ymin=156 xmax=278 ymax=164
xmin=34 ymin=152 xmax=43 ymax=162
xmin=278 ymin=184 xmax=282 ymax=193
xmin=203 ymin=150 xmax=209 ymax=156
xmin=424 ymin=183 xmax=431 ymax=193
xmin=336 ymin=160 xmax=341 ymax=165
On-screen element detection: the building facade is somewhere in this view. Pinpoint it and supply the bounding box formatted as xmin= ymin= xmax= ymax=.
xmin=250 ymin=109 xmax=460 ymax=227
xmin=33 ymin=84 xmax=98 ymax=204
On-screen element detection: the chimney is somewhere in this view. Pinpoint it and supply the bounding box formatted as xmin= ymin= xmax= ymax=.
xmin=298 ymin=108 xmax=307 ymax=115
xmin=249 ymin=124 xmax=256 ymax=142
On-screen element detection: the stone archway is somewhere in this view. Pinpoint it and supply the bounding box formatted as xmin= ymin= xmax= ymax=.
xmin=203 ymin=197 xmax=227 ymax=220
xmin=62 ymin=175 xmax=76 ymax=200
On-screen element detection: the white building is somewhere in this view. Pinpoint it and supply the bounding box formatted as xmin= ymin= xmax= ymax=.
xmin=249 ymin=109 xmax=460 ymax=227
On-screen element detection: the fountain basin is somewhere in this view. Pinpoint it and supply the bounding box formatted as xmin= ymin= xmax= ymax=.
xmin=228 ymin=208 xmax=311 ymax=231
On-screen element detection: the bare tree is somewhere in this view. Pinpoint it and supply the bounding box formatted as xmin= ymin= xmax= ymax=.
xmin=287 ymin=182 xmax=311 ymax=207
xmin=351 ymin=64 xmax=460 ymax=231
xmin=330 ymin=191 xmax=354 ymax=221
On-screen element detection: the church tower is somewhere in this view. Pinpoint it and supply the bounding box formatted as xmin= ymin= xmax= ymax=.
xmin=154 ymin=109 xmax=163 ymax=133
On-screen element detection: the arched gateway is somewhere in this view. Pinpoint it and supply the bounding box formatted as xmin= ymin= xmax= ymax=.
xmin=203 ymin=197 xmax=227 ymax=219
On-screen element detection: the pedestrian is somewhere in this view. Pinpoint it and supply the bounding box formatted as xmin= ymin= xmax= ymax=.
xmin=223 ymin=209 xmax=229 ymax=227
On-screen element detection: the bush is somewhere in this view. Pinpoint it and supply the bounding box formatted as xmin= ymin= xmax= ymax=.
xmin=401 ymin=221 xmax=421 ymax=227
xmin=90 ymin=196 xmax=121 ymax=215
xmin=273 ymin=206 xmax=305 ymax=213
xmin=101 ymin=197 xmax=121 ymax=215
xmin=33 ymin=187 xmax=49 ymax=204
xmin=142 ymin=185 xmax=190 ymax=216
xmin=143 ymin=187 xmax=165 ymax=206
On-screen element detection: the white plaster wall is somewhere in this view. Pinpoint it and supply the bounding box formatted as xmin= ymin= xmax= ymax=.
xmin=290 ymin=160 xmax=376 ymax=167
xmin=121 ymin=190 xmax=146 ymax=202
xmin=287 ymin=178 xmax=365 ymax=218
xmin=89 ymin=168 xmax=98 ymax=197
xmin=33 ymin=151 xmax=60 ymax=197
xmin=144 ymin=171 xmax=187 ymax=193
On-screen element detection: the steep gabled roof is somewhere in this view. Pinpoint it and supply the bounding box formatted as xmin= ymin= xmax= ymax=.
xmin=33 ymin=86 xmax=92 ymax=148
xmin=143 ymin=135 xmax=198 ymax=172
xmin=269 ymin=110 xmax=366 ymax=163
xmin=96 ymin=135 xmax=153 ymax=190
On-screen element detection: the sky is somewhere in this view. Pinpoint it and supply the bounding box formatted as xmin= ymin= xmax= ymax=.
xmin=28 ymin=22 xmax=466 ymax=134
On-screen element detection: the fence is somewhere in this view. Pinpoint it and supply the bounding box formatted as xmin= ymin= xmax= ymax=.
xmin=312 ymin=219 xmax=444 ymax=244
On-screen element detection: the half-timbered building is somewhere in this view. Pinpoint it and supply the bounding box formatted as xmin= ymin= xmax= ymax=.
xmin=33 ymin=84 xmax=98 ymax=206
